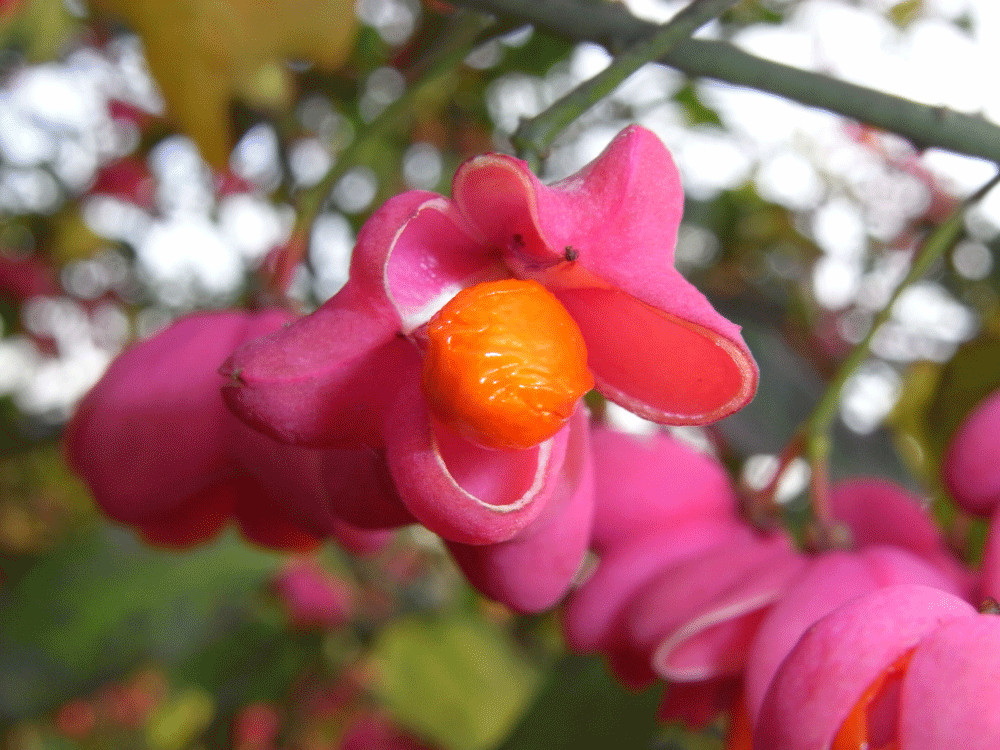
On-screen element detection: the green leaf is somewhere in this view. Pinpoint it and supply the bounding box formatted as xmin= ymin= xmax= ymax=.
xmin=0 ymin=525 xmax=283 ymax=721
xmin=146 ymin=687 xmax=216 ymax=750
xmin=494 ymin=30 xmax=573 ymax=79
xmin=496 ymin=654 xmax=662 ymax=750
xmin=924 ymin=334 xmax=1000 ymax=457
xmin=370 ymin=613 xmax=542 ymax=750
xmin=1 ymin=0 xmax=80 ymax=63
xmin=674 ymin=83 xmax=723 ymax=127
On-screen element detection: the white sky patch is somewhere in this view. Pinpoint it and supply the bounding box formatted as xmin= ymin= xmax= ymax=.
xmin=9 ymin=63 xmax=103 ymax=134
xmin=217 ymin=194 xmax=291 ymax=263
xmin=901 ymin=20 xmax=981 ymax=111
xmin=921 ymin=148 xmax=998 ymax=198
xmin=813 ymin=256 xmax=862 ymax=310
xmin=289 ymin=137 xmax=333 ymax=187
xmin=231 ymin=124 xmax=282 ymax=191
xmin=149 ymin=136 xmax=215 ymax=215
xmin=672 ymin=127 xmax=754 ymax=200
xmin=0 ymin=104 xmax=56 ymax=166
xmin=892 ymin=281 xmax=969 ymax=332
xmin=333 ymin=167 xmax=378 ymax=214
xmin=840 ymin=359 xmax=902 ymax=434
xmin=615 ymin=64 xmax=683 ymax=109
xmin=22 ymin=297 xmax=91 ymax=349
xmin=756 ymin=150 xmax=826 ymax=210
xmin=311 ymin=211 xmax=355 ymax=300
xmin=732 ymin=20 xmax=818 ymax=70
xmin=623 ymin=0 xmax=686 ymax=23
xmin=700 ymin=81 xmax=843 ymax=153
xmin=138 ymin=216 xmax=244 ymax=303
xmin=403 ymin=142 xmax=443 ymax=190
xmin=15 ymin=341 xmax=112 ymax=419
xmin=603 ymin=401 xmax=660 ymax=436
xmin=742 ymin=454 xmax=810 ymax=503
xmin=967 ymin=193 xmax=1000 ymax=241
xmin=569 ymin=43 xmax=612 ymax=80
xmin=0 ymin=337 xmax=40 ymax=395
xmin=952 ymin=240 xmax=993 ymax=280
xmin=83 ymin=196 xmax=153 ymax=245
xmin=811 ymin=198 xmax=867 ymax=259
xmin=487 ymin=74 xmax=542 ymax=135
xmin=355 ymin=0 xmax=418 ymax=46
xmin=360 ymin=66 xmax=406 ymax=122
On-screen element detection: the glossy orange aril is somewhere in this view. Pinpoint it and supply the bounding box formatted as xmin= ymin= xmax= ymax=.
xmin=832 ymin=650 xmax=914 ymax=750
xmin=421 ymin=278 xmax=593 ymax=450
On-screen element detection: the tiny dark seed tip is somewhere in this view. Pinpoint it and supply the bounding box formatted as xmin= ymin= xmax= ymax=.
xmin=980 ymin=597 xmax=1000 ymax=615
xmin=512 ymin=233 xmax=525 ymax=248
xmin=564 ymin=246 xmax=578 ymax=262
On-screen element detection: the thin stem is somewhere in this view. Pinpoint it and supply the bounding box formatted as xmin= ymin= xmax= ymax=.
xmin=513 ymin=0 xmax=739 ymax=162
xmin=746 ymin=172 xmax=1000 ymax=536
xmin=800 ymin=172 xmax=1000 ymax=537
xmin=451 ymin=0 xmax=1000 ymax=164
xmin=806 ymin=171 xmax=1000 ymax=441
xmin=268 ymin=11 xmax=495 ymax=299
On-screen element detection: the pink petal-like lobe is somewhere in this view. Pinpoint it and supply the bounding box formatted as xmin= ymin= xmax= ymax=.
xmin=447 ymin=407 xmax=594 ymax=612
xmin=320 ymin=447 xmax=414 ymax=530
xmin=588 ymin=427 xmax=737 ymax=553
xmin=744 ymin=546 xmax=964 ymax=730
xmin=830 ymin=478 xmax=973 ymax=595
xmin=221 ymin=281 xmax=420 ymax=448
xmin=385 ymin=379 xmax=568 ymax=544
xmin=561 ymin=519 xmax=742 ymax=654
xmin=899 ymin=616 xmax=1000 ymax=750
xmin=943 ymin=388 xmax=1000 ymax=515
xmin=66 ymin=312 xmax=245 ymax=527
xmin=454 ymin=125 xmax=757 ymax=425
xmin=754 ymin=585 xmax=974 ymax=750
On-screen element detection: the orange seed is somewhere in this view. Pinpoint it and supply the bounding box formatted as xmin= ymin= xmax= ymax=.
xmin=831 ymin=650 xmax=914 ymax=750
xmin=421 ymin=278 xmax=593 ymax=450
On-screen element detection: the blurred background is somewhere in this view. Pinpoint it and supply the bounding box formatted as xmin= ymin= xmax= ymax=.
xmin=2 ymin=0 xmax=1000 ymax=747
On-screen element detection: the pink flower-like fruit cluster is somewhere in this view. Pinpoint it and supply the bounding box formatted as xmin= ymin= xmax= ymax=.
xmin=67 ymin=125 xmax=758 ymax=613
xmin=571 ymin=427 xmax=991 ymax=749
xmin=67 ymin=125 xmax=1000 ymax=747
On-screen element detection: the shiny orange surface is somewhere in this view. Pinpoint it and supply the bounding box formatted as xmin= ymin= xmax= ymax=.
xmin=832 ymin=650 xmax=914 ymax=750
xmin=422 ymin=278 xmax=593 ymax=450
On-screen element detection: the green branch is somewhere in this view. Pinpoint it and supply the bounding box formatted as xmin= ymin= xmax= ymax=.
xmin=451 ymin=0 xmax=1000 ymax=164
xmin=742 ymin=171 xmax=999 ymax=541
xmin=266 ymin=11 xmax=494 ymax=301
xmin=807 ymin=172 xmax=997 ymax=538
xmin=293 ymin=11 xmax=495 ymax=235
xmin=514 ymin=0 xmax=739 ymax=163
xmin=806 ymin=171 xmax=1000 ymax=443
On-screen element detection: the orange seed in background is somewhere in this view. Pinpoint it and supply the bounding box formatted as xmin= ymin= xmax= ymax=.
xmin=831 ymin=650 xmax=914 ymax=750
xmin=421 ymin=278 xmax=593 ymax=450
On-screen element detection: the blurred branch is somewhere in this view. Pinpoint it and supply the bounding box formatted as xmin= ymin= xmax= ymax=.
xmin=451 ymin=0 xmax=1000 ymax=165
xmin=270 ymin=11 xmax=495 ymax=299
xmin=513 ymin=0 xmax=739 ymax=165
xmin=805 ymin=172 xmax=1000 ymax=446
xmin=294 ymin=11 xmax=494 ymax=228
xmin=759 ymin=171 xmax=1000 ymax=543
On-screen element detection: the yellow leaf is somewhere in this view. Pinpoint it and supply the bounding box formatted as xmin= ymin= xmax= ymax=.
xmin=371 ymin=614 xmax=542 ymax=750
xmin=889 ymin=0 xmax=923 ymax=27
xmin=146 ymin=688 xmax=215 ymax=750
xmin=89 ymin=0 xmax=358 ymax=167
xmin=50 ymin=208 xmax=106 ymax=264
